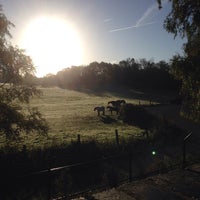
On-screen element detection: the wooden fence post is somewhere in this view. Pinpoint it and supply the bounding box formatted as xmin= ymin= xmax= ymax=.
xmin=115 ymin=129 xmax=119 ymax=147
xmin=77 ymin=134 xmax=81 ymax=145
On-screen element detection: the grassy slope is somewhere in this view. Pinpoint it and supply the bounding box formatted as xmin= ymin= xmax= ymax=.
xmin=1 ymin=87 xmax=151 ymax=150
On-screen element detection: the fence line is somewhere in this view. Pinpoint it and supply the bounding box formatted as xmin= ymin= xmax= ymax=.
xmin=18 ymin=151 xmax=180 ymax=200
xmin=28 ymin=152 xmax=127 ymax=177
xmin=0 ymin=129 xmax=199 ymax=199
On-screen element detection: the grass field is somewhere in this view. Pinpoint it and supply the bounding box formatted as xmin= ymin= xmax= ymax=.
xmin=0 ymin=87 xmax=155 ymax=150
xmin=1 ymin=87 xmax=188 ymax=199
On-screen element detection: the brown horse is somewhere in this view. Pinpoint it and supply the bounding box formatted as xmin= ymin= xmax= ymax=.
xmin=116 ymin=99 xmax=126 ymax=104
xmin=108 ymin=100 xmax=126 ymax=107
xmin=108 ymin=101 xmax=119 ymax=107
xmin=94 ymin=106 xmax=105 ymax=116
xmin=107 ymin=106 xmax=119 ymax=115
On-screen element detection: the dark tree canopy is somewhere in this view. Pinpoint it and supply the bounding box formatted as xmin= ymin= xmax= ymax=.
xmin=40 ymin=58 xmax=179 ymax=94
xmin=0 ymin=6 xmax=48 ymax=139
xmin=160 ymin=0 xmax=200 ymax=122
xmin=164 ymin=0 xmax=200 ymax=40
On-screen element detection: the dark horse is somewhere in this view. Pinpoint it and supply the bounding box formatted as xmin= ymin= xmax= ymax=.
xmin=94 ymin=106 xmax=105 ymax=116
xmin=108 ymin=100 xmax=126 ymax=107
xmin=107 ymin=106 xmax=119 ymax=115
xmin=117 ymin=99 xmax=126 ymax=104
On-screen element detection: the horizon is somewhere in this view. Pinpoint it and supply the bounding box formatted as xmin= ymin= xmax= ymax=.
xmin=1 ymin=0 xmax=185 ymax=77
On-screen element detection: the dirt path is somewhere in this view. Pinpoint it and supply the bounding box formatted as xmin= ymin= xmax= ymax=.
xmin=146 ymin=105 xmax=200 ymax=138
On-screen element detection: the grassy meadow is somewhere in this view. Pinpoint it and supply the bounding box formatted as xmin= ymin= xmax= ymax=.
xmin=0 ymin=87 xmax=186 ymax=199
xmin=1 ymin=87 xmax=154 ymax=150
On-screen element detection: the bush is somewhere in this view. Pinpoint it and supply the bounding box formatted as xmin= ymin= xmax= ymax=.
xmin=119 ymin=104 xmax=158 ymax=130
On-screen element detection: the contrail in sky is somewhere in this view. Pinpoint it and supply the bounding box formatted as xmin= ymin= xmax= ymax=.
xmin=136 ymin=0 xmax=168 ymax=26
xmin=136 ymin=1 xmax=159 ymax=26
xmin=110 ymin=0 xmax=168 ymax=33
xmin=109 ymin=21 xmax=157 ymax=33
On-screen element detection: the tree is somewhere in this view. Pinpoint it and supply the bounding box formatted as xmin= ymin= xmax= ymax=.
xmin=160 ymin=0 xmax=200 ymax=122
xmin=0 ymin=6 xmax=48 ymax=139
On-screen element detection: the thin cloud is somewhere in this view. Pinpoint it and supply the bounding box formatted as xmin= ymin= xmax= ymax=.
xmin=109 ymin=21 xmax=157 ymax=33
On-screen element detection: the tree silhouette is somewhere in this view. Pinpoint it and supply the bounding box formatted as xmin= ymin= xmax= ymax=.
xmin=0 ymin=6 xmax=48 ymax=139
xmin=162 ymin=0 xmax=200 ymax=122
xmin=40 ymin=58 xmax=179 ymax=93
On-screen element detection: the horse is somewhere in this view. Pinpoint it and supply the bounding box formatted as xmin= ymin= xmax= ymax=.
xmin=108 ymin=100 xmax=126 ymax=107
xmin=107 ymin=106 xmax=119 ymax=115
xmin=108 ymin=100 xmax=120 ymax=107
xmin=94 ymin=106 xmax=105 ymax=116
xmin=116 ymin=99 xmax=126 ymax=104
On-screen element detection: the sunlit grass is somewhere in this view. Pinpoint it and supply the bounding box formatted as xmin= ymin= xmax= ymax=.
xmin=1 ymin=87 xmax=151 ymax=149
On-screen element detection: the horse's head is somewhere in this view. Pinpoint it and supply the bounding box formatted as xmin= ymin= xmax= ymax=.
xmin=121 ymin=100 xmax=126 ymax=104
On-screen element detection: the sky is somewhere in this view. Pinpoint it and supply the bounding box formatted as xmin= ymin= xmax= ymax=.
xmin=0 ymin=0 xmax=185 ymax=77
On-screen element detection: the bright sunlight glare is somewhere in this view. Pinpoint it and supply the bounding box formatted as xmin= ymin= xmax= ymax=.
xmin=20 ymin=16 xmax=82 ymax=77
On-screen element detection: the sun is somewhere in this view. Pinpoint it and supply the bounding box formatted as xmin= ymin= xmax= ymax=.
xmin=20 ymin=16 xmax=82 ymax=77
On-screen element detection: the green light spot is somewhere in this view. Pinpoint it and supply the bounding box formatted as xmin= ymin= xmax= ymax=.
xmin=152 ymin=151 xmax=156 ymax=156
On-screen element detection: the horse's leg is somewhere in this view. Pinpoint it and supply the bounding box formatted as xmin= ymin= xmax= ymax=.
xmin=98 ymin=111 xmax=100 ymax=116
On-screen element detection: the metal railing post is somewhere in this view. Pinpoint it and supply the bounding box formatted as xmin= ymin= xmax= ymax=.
xmin=47 ymin=168 xmax=51 ymax=200
xmin=182 ymin=132 xmax=192 ymax=169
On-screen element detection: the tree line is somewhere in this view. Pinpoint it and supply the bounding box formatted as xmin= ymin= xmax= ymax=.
xmin=38 ymin=58 xmax=179 ymax=92
xmin=0 ymin=0 xmax=199 ymax=141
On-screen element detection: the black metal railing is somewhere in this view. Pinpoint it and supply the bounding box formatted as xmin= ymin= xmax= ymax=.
xmin=0 ymin=130 xmax=199 ymax=199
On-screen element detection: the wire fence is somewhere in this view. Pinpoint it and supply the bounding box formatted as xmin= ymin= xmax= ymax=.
xmin=0 ymin=131 xmax=199 ymax=200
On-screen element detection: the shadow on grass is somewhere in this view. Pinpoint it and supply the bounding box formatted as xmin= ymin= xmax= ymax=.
xmin=100 ymin=115 xmax=117 ymax=124
xmin=76 ymin=85 xmax=178 ymax=104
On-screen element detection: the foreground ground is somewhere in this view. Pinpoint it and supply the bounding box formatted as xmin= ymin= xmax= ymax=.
xmin=92 ymin=163 xmax=200 ymax=200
